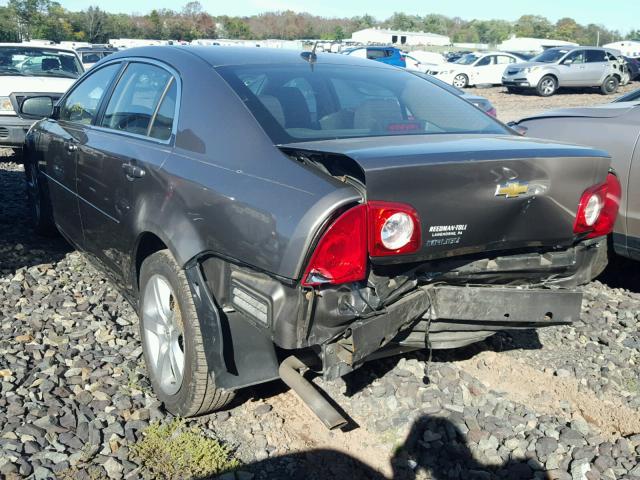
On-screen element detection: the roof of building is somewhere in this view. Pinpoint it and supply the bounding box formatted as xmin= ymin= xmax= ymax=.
xmin=352 ymin=28 xmax=449 ymax=39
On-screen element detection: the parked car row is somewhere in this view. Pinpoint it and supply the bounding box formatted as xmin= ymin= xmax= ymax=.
xmin=15 ymin=46 xmax=628 ymax=427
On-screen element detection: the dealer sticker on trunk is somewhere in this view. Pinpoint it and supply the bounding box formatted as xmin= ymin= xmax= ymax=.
xmin=426 ymin=224 xmax=467 ymax=246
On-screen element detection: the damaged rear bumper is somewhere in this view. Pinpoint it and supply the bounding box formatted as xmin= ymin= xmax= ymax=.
xmin=322 ymin=283 xmax=582 ymax=380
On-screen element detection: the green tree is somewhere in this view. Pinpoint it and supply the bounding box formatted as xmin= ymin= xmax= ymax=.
xmin=0 ymin=7 xmax=20 ymax=41
xmin=515 ymin=14 xmax=553 ymax=39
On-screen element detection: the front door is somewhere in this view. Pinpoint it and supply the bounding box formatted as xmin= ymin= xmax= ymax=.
xmin=471 ymin=55 xmax=494 ymax=84
xmin=76 ymin=61 xmax=178 ymax=278
xmin=559 ymin=50 xmax=587 ymax=86
xmin=43 ymin=62 xmax=122 ymax=246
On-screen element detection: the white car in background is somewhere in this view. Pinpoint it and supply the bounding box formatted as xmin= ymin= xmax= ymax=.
xmin=404 ymin=50 xmax=446 ymax=73
xmin=427 ymin=51 xmax=525 ymax=88
xmin=0 ymin=44 xmax=84 ymax=157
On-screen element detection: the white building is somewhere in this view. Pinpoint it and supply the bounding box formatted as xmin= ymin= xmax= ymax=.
xmin=498 ymin=36 xmax=577 ymax=53
xmin=603 ymin=41 xmax=640 ymax=58
xmin=109 ymin=38 xmax=164 ymax=49
xmin=351 ymin=28 xmax=450 ymax=47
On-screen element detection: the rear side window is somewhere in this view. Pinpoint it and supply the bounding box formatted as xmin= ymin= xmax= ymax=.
xmin=496 ymin=56 xmax=515 ymax=64
xmin=100 ymin=62 xmax=175 ymax=138
xmin=59 ymin=63 xmax=120 ymax=125
xmin=149 ymin=79 xmax=177 ymax=140
xmin=586 ymin=50 xmax=607 ymax=63
xmin=367 ymin=49 xmax=386 ymax=60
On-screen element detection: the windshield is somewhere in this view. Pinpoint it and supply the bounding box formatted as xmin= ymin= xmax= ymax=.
xmin=531 ymin=49 xmax=570 ymax=63
xmin=455 ymin=54 xmax=480 ymax=65
xmin=217 ymin=63 xmax=507 ymax=143
xmin=0 ymin=47 xmax=83 ymax=78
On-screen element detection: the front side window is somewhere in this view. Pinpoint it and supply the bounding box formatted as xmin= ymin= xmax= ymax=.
xmin=564 ymin=50 xmax=586 ymax=64
xmin=217 ymin=63 xmax=507 ymax=144
xmin=0 ymin=47 xmax=83 ymax=78
xmin=100 ymin=62 xmax=174 ymax=137
xmin=59 ymin=63 xmax=120 ymax=125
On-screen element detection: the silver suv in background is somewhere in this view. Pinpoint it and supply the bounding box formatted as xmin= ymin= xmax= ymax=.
xmin=502 ymin=47 xmax=622 ymax=97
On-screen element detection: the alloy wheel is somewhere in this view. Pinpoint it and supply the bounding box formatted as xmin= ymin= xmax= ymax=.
xmin=142 ymin=274 xmax=185 ymax=395
xmin=453 ymin=74 xmax=467 ymax=88
xmin=540 ymin=78 xmax=555 ymax=96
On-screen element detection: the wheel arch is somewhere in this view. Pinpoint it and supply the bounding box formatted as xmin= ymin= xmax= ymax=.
xmin=541 ymin=72 xmax=559 ymax=84
xmin=132 ymin=231 xmax=170 ymax=293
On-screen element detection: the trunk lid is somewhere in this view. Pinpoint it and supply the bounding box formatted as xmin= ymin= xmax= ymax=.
xmin=281 ymin=134 xmax=611 ymax=264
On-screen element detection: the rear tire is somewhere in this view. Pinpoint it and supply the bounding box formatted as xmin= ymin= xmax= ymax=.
xmin=24 ymin=161 xmax=56 ymax=236
xmin=601 ymin=76 xmax=619 ymax=95
xmin=537 ymin=75 xmax=557 ymax=97
xmin=139 ymin=250 xmax=234 ymax=416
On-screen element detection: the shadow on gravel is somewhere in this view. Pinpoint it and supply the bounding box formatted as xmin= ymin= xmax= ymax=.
xmin=596 ymin=253 xmax=640 ymax=294
xmin=0 ymin=160 xmax=71 ymax=274
xmin=235 ymin=414 xmax=547 ymax=480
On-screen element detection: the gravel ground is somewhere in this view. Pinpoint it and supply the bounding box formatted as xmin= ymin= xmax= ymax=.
xmin=475 ymin=82 xmax=638 ymax=123
xmin=1 ymin=85 xmax=640 ymax=480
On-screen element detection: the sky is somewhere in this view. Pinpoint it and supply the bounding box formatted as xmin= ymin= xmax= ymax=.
xmin=5 ymin=0 xmax=640 ymax=34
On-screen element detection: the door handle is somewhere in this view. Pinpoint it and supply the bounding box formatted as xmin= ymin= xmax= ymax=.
xmin=66 ymin=143 xmax=77 ymax=152
xmin=122 ymin=162 xmax=146 ymax=179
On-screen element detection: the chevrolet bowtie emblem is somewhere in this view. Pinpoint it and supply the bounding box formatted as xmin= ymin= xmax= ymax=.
xmin=495 ymin=182 xmax=529 ymax=198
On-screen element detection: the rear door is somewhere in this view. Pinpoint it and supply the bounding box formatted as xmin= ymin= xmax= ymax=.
xmin=76 ymin=60 xmax=178 ymax=278
xmin=491 ymin=55 xmax=516 ymax=84
xmin=42 ymin=62 xmax=121 ymax=245
xmin=471 ymin=55 xmax=495 ymax=84
xmin=584 ymin=49 xmax=609 ymax=85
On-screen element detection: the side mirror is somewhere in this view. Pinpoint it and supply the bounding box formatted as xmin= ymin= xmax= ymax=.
xmin=563 ymin=59 xmax=573 ymax=66
xmin=20 ymin=96 xmax=54 ymax=119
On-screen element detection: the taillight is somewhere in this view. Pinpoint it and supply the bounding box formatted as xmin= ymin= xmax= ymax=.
xmin=574 ymin=172 xmax=621 ymax=239
xmin=301 ymin=205 xmax=367 ymax=286
xmin=368 ymin=201 xmax=421 ymax=257
xmin=302 ymin=201 xmax=421 ymax=286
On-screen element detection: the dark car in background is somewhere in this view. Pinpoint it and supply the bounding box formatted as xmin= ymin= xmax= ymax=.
xmin=614 ymin=87 xmax=640 ymax=102
xmin=513 ymin=101 xmax=639 ymax=261
xmin=23 ymin=47 xmax=618 ymax=426
xmin=624 ymin=56 xmax=640 ymax=81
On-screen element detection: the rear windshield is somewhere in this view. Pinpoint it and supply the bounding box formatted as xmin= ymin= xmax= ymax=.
xmin=0 ymin=47 xmax=83 ymax=78
xmin=217 ymin=63 xmax=507 ymax=144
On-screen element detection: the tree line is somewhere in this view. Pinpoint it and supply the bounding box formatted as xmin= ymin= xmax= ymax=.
xmin=0 ymin=0 xmax=636 ymax=46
